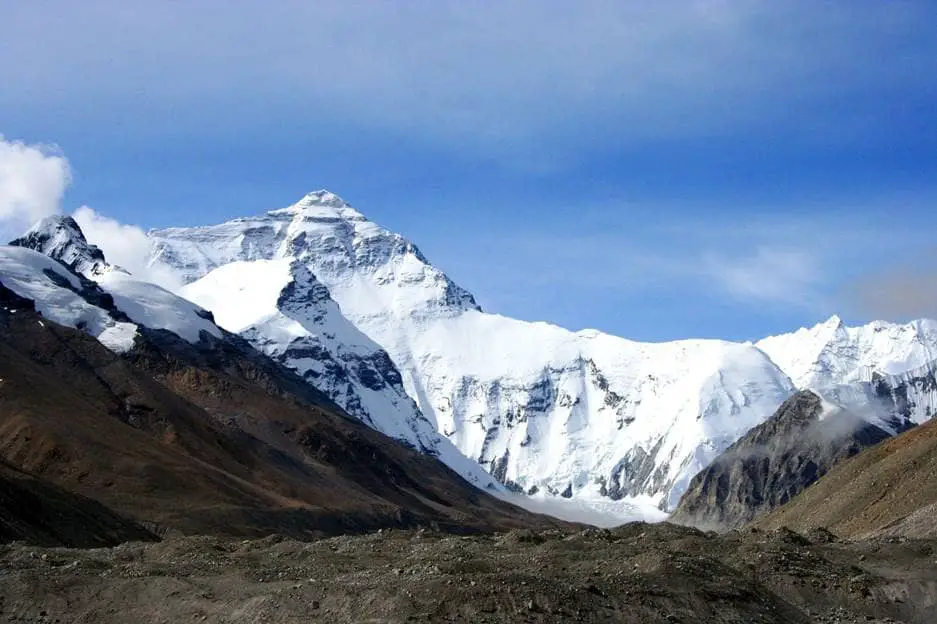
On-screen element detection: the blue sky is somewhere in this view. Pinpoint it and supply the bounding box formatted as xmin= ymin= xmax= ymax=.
xmin=2 ymin=1 xmax=936 ymax=341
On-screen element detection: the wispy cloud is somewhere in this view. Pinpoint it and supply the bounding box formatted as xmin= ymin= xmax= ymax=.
xmin=429 ymin=198 xmax=936 ymax=328
xmin=2 ymin=1 xmax=934 ymax=161
xmin=701 ymin=247 xmax=824 ymax=308
xmin=0 ymin=136 xmax=70 ymax=237
xmin=0 ymin=137 xmax=180 ymax=289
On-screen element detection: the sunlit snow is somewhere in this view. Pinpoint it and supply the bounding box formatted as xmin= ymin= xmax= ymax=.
xmin=0 ymin=245 xmax=138 ymax=352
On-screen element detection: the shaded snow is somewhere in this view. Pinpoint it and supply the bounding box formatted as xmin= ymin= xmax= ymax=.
xmin=500 ymin=491 xmax=668 ymax=528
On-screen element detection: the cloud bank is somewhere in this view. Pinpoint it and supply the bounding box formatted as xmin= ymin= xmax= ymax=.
xmin=72 ymin=206 xmax=182 ymax=291
xmin=0 ymin=135 xmax=179 ymax=289
xmin=702 ymin=247 xmax=824 ymax=309
xmin=0 ymin=136 xmax=70 ymax=236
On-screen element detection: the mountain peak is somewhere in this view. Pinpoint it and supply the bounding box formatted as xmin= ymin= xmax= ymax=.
xmin=267 ymin=189 xmax=367 ymax=222
xmin=822 ymin=314 xmax=844 ymax=328
xmin=10 ymin=214 xmax=110 ymax=278
xmin=19 ymin=214 xmax=86 ymax=242
xmin=300 ymin=189 xmax=348 ymax=207
xmin=805 ymin=314 xmax=845 ymax=336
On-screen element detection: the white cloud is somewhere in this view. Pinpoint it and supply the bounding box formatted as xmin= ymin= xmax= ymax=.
xmin=702 ymin=247 xmax=825 ymax=308
xmin=0 ymin=136 xmax=70 ymax=236
xmin=0 ymin=135 xmax=179 ymax=290
xmin=72 ymin=206 xmax=183 ymax=291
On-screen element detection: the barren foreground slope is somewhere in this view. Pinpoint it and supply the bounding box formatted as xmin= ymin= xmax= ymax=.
xmin=756 ymin=412 xmax=937 ymax=538
xmin=1 ymin=523 xmax=935 ymax=624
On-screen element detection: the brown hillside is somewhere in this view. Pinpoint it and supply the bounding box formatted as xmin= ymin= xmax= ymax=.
xmin=0 ymin=459 xmax=157 ymax=547
xmin=754 ymin=413 xmax=937 ymax=538
xmin=0 ymin=292 xmax=559 ymax=539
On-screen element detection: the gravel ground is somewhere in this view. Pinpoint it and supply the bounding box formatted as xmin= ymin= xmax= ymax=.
xmin=1 ymin=522 xmax=935 ymax=623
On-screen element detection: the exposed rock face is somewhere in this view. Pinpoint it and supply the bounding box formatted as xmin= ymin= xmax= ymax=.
xmin=10 ymin=215 xmax=110 ymax=277
xmin=756 ymin=370 xmax=937 ymax=538
xmin=671 ymin=390 xmax=903 ymax=531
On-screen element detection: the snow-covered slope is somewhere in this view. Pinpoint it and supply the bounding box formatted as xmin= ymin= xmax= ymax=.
xmin=757 ymin=315 xmax=937 ymax=390
xmin=756 ymin=315 xmax=937 ymax=428
xmin=148 ymin=190 xmax=800 ymax=510
xmin=870 ymin=361 xmax=937 ymax=425
xmin=180 ymin=257 xmax=498 ymax=489
xmin=96 ymin=269 xmax=221 ymax=344
xmin=0 ymin=245 xmax=138 ymax=352
xmin=813 ymin=359 xmax=937 ymax=429
xmin=7 ymin=215 xmax=223 ymax=349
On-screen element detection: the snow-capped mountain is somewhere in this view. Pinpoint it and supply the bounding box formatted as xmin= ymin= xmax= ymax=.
xmin=10 ymin=215 xmax=109 ymax=277
xmin=147 ymin=191 xmax=801 ymax=510
xmin=180 ymin=259 xmax=423 ymax=440
xmin=7 ymin=216 xmax=223 ymax=349
xmin=756 ymin=315 xmax=937 ymax=426
xmin=6 ymin=213 xmax=496 ymax=489
xmin=0 ymin=245 xmax=139 ymax=352
xmin=12 ymin=197 xmax=937 ymax=515
xmin=179 ymin=257 xmax=497 ymax=486
xmin=756 ymin=315 xmax=937 ymax=390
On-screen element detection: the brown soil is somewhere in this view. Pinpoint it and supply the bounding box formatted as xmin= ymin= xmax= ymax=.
xmin=0 ymin=523 xmax=935 ymax=623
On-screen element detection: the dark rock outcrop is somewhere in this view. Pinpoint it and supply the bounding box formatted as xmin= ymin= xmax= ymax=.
xmin=671 ymin=390 xmax=901 ymax=531
xmin=756 ymin=392 xmax=937 ymax=538
xmin=10 ymin=215 xmax=109 ymax=277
